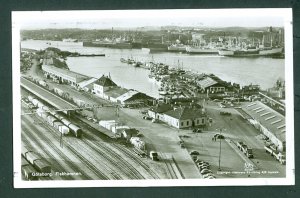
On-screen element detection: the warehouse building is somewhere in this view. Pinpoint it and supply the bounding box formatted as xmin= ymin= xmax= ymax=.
xmin=162 ymin=106 xmax=207 ymax=129
xmin=116 ymin=90 xmax=153 ymax=106
xmin=239 ymin=101 xmax=286 ymax=152
xmin=148 ymin=103 xmax=173 ymax=120
xmin=42 ymin=65 xmax=90 ymax=87
xmin=196 ymin=76 xmax=226 ymax=93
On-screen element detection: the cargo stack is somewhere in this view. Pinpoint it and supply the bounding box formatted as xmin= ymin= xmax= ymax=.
xmin=130 ymin=137 xmax=146 ymax=150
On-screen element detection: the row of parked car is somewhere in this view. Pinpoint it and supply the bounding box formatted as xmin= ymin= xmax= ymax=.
xmin=195 ymin=158 xmax=216 ymax=179
xmin=190 ymin=151 xmax=216 ymax=179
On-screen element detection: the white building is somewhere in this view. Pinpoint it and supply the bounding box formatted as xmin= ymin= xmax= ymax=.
xmin=162 ymin=106 xmax=207 ymax=129
xmin=93 ymin=75 xmax=117 ymax=98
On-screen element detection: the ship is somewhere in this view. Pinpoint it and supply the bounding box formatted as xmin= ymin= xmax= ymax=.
xmin=62 ymin=38 xmax=78 ymax=42
xmin=168 ymin=44 xmax=187 ymax=52
xmin=186 ymin=46 xmax=219 ymax=54
xmin=141 ymin=43 xmax=168 ymax=53
xmin=259 ymin=47 xmax=283 ymax=56
xmin=218 ymin=47 xmax=283 ymax=57
xmin=83 ymin=41 xmax=132 ymax=49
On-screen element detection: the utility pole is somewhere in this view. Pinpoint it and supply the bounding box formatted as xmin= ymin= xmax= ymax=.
xmin=216 ymin=128 xmax=226 ymax=171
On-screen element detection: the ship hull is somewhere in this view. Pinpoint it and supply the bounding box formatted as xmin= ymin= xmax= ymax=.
xmin=83 ymin=41 xmax=132 ymax=49
xmin=186 ymin=47 xmax=219 ymax=54
xmin=219 ymin=48 xmax=283 ymax=57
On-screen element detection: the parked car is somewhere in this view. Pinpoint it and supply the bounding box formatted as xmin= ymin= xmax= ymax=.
xmin=220 ymin=111 xmax=231 ymax=116
xmin=193 ymin=128 xmax=202 ymax=133
xmin=200 ymin=169 xmax=212 ymax=174
xmin=203 ymin=173 xmax=215 ymax=178
xmin=195 ymin=160 xmax=209 ymax=166
xmin=207 ymin=175 xmax=216 ymax=179
xmin=199 ymin=164 xmax=210 ymax=170
xmin=190 ymin=151 xmax=200 ymax=155
xmin=213 ymin=134 xmax=224 ymax=139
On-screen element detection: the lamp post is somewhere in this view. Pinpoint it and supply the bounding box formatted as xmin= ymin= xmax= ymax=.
xmin=216 ymin=128 xmax=226 ymax=171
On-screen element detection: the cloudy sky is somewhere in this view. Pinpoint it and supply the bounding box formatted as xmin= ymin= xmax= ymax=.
xmin=12 ymin=9 xmax=291 ymax=29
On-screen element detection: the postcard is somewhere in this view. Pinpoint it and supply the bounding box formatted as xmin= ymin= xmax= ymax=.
xmin=12 ymin=9 xmax=294 ymax=187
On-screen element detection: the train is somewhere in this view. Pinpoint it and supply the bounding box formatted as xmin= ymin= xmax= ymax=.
xmin=27 ymin=95 xmax=83 ymax=138
xmin=21 ymin=145 xmax=51 ymax=176
xmin=21 ymin=155 xmax=38 ymax=180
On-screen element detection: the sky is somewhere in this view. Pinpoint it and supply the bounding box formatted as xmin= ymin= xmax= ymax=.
xmin=12 ymin=9 xmax=291 ymax=30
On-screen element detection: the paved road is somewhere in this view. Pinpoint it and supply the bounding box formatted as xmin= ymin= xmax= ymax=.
xmin=205 ymin=100 xmax=286 ymax=178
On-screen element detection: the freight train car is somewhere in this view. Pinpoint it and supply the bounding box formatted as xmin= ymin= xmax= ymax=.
xmin=28 ymin=95 xmax=83 ymax=138
xmin=21 ymin=146 xmax=51 ymax=174
xmin=21 ymin=156 xmax=37 ymax=181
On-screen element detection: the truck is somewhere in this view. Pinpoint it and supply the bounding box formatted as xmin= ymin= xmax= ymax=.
xmin=237 ymin=141 xmax=254 ymax=158
xmin=264 ymin=145 xmax=286 ymax=165
xmin=150 ymin=151 xmax=158 ymax=161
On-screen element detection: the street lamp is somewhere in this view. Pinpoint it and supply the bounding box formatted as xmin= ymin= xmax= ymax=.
xmin=216 ymin=128 xmax=226 ymax=171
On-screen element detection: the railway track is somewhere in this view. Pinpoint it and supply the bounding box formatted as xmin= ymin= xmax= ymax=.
xmin=22 ymin=124 xmax=78 ymax=180
xmin=113 ymin=143 xmax=160 ymax=179
xmin=74 ymin=116 xmax=158 ymax=179
xmin=22 ymin=115 xmax=106 ymax=180
xmin=66 ymin=137 xmax=122 ymax=180
xmin=21 ymin=89 xmax=161 ymax=180
xmin=21 ymin=135 xmax=55 ymax=180
xmin=34 ymin=117 xmax=110 ymax=180
xmin=159 ymin=152 xmax=178 ymax=179
xmin=82 ymin=137 xmax=144 ymax=179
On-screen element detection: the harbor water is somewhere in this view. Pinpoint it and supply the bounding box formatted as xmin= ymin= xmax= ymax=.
xmin=21 ymin=40 xmax=285 ymax=98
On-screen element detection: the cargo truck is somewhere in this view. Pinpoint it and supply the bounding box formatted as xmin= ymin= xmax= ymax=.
xmin=264 ymin=145 xmax=286 ymax=165
xmin=150 ymin=151 xmax=158 ymax=161
xmin=237 ymin=141 xmax=254 ymax=158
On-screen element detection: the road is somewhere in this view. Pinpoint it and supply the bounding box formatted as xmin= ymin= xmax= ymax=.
xmin=201 ymin=100 xmax=286 ymax=178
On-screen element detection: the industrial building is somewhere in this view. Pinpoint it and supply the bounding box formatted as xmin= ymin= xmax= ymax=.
xmin=238 ymin=101 xmax=286 ymax=152
xmin=42 ymin=65 xmax=90 ymax=87
xmin=196 ymin=76 xmax=226 ymax=93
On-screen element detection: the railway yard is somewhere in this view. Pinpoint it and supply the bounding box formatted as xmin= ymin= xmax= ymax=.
xmin=19 ymin=55 xmax=287 ymax=181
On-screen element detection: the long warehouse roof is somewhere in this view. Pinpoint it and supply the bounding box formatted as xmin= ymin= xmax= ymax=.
xmin=21 ymin=77 xmax=76 ymax=111
xmin=241 ymin=101 xmax=286 ymax=142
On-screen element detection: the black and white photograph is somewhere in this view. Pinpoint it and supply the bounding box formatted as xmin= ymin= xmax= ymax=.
xmin=12 ymin=9 xmax=294 ymax=187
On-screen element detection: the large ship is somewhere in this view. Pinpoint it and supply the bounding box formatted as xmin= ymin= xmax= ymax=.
xmin=259 ymin=47 xmax=283 ymax=56
xmin=186 ymin=46 xmax=219 ymax=54
xmin=141 ymin=43 xmax=169 ymax=53
xmin=218 ymin=47 xmax=283 ymax=57
xmin=168 ymin=44 xmax=187 ymax=52
xmin=83 ymin=40 xmax=132 ymax=49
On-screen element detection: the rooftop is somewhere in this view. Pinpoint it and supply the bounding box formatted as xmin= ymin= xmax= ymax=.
xmin=196 ymin=77 xmax=218 ymax=89
xmin=116 ymin=90 xmax=139 ymax=102
xmin=149 ymin=103 xmax=173 ymax=113
xmin=42 ymin=65 xmax=89 ymax=83
xmin=164 ymin=106 xmax=206 ymax=120
xmin=94 ymin=75 xmax=117 ymax=87
xmin=241 ymin=101 xmax=285 ymax=142
xmin=105 ymin=87 xmax=129 ymax=98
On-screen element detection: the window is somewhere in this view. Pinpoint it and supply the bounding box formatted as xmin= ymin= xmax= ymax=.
xmin=197 ymin=119 xmax=199 ymax=124
xmin=181 ymin=122 xmax=184 ymax=126
xmin=202 ymin=118 xmax=205 ymax=124
xmin=187 ymin=121 xmax=189 ymax=125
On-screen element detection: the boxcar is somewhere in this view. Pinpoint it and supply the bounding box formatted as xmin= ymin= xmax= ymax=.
xmin=53 ymin=121 xmax=64 ymax=130
xmin=59 ymin=125 xmax=70 ymax=135
xmin=47 ymin=115 xmax=58 ymax=126
xmin=21 ymin=156 xmax=38 ymax=180
xmin=26 ymin=152 xmax=40 ymax=165
xmin=69 ymin=123 xmax=82 ymax=138
xmin=61 ymin=118 xmax=72 ymax=126
xmin=34 ymin=159 xmax=51 ymax=174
